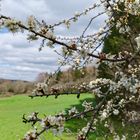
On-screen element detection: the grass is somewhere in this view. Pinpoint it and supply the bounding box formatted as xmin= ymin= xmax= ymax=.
xmin=0 ymin=94 xmax=94 ymax=140
xmin=0 ymin=94 xmax=139 ymax=140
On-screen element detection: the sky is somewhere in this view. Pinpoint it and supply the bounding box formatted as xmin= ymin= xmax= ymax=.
xmin=0 ymin=0 xmax=107 ymax=81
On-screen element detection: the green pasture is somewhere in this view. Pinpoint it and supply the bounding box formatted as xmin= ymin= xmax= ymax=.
xmin=0 ymin=94 xmax=95 ymax=140
xmin=0 ymin=94 xmax=139 ymax=140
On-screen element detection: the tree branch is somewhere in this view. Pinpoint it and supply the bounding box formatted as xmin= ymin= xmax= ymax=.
xmin=0 ymin=15 xmax=128 ymax=62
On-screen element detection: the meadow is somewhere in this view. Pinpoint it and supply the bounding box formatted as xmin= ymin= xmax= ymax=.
xmin=0 ymin=94 xmax=95 ymax=140
xmin=0 ymin=94 xmax=138 ymax=140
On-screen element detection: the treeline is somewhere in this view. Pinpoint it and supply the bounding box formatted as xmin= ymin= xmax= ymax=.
xmin=0 ymin=79 xmax=34 ymax=96
xmin=0 ymin=66 xmax=96 ymax=96
xmin=36 ymin=66 xmax=97 ymax=90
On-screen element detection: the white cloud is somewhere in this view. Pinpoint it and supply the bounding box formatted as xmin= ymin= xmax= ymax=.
xmin=0 ymin=32 xmax=59 ymax=81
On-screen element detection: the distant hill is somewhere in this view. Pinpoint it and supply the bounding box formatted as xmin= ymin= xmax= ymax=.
xmin=0 ymin=66 xmax=97 ymax=97
xmin=0 ymin=78 xmax=31 ymax=83
xmin=0 ymin=78 xmax=34 ymax=96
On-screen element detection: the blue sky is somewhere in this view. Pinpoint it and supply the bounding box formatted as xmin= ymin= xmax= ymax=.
xmin=0 ymin=0 xmax=106 ymax=81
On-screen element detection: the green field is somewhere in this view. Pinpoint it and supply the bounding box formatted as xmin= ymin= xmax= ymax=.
xmin=1 ymin=94 xmax=138 ymax=140
xmin=0 ymin=94 xmax=94 ymax=140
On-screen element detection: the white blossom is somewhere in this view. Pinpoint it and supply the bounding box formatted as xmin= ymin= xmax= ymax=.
xmin=68 ymin=107 xmax=78 ymax=116
xmin=28 ymin=16 xmax=36 ymax=29
xmin=113 ymin=109 xmax=119 ymax=115
xmin=135 ymin=34 xmax=140 ymax=48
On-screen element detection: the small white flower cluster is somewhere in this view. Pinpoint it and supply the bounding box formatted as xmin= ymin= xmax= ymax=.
xmin=28 ymin=16 xmax=36 ymax=29
xmin=38 ymin=82 xmax=48 ymax=90
xmin=114 ymin=13 xmax=131 ymax=34
xmin=82 ymin=100 xmax=93 ymax=111
xmin=78 ymin=122 xmax=95 ymax=139
xmin=40 ymin=115 xmax=65 ymax=136
xmin=116 ymin=13 xmax=131 ymax=32
xmin=41 ymin=115 xmax=65 ymax=127
xmin=36 ymin=83 xmax=48 ymax=93
xmin=125 ymin=110 xmax=140 ymax=122
xmin=89 ymin=78 xmax=111 ymax=95
xmin=89 ymin=78 xmax=111 ymax=97
xmin=81 ymin=123 xmax=91 ymax=134
xmin=57 ymin=111 xmax=66 ymax=117
xmin=32 ymin=82 xmax=48 ymax=95
xmin=114 ymin=72 xmax=140 ymax=94
xmin=79 ymin=49 xmax=88 ymax=59
xmin=113 ymin=109 xmax=119 ymax=115
xmin=100 ymin=109 xmax=109 ymax=121
xmin=135 ymin=34 xmax=140 ymax=49
xmin=64 ymin=20 xmax=71 ymax=29
xmin=39 ymin=27 xmax=56 ymax=40
xmin=68 ymin=107 xmax=79 ymax=116
xmin=27 ymin=34 xmax=38 ymax=41
xmin=128 ymin=64 xmax=140 ymax=75
xmin=46 ymin=40 xmax=55 ymax=48
xmin=46 ymin=31 xmax=56 ymax=40
xmin=113 ymin=134 xmax=126 ymax=140
xmin=51 ymin=127 xmax=64 ymax=136
xmin=118 ymin=99 xmax=125 ymax=108
xmin=75 ymin=57 xmax=81 ymax=65
xmin=77 ymin=82 xmax=88 ymax=93
xmin=104 ymin=121 xmax=109 ymax=128
xmin=4 ymin=19 xmax=19 ymax=33
xmin=118 ymin=26 xmax=131 ymax=34
xmin=27 ymin=112 xmax=38 ymax=120
xmin=23 ymin=129 xmax=38 ymax=140
xmin=89 ymin=78 xmax=110 ymax=88
xmin=99 ymin=98 xmax=124 ymax=121
xmin=56 ymin=35 xmax=79 ymax=41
